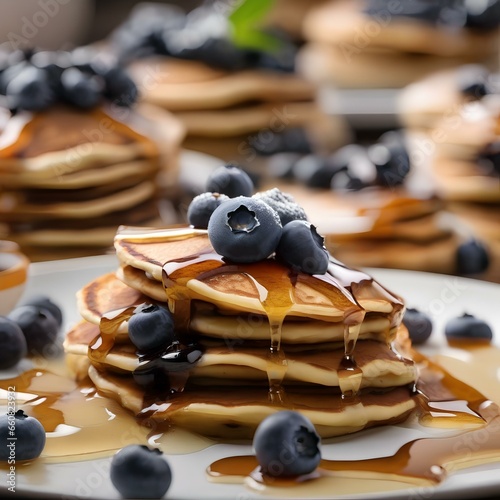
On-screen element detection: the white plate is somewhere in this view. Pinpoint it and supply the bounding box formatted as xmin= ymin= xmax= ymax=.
xmin=2 ymin=256 xmax=500 ymax=500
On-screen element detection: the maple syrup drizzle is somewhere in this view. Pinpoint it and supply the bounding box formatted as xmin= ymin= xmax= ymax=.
xmin=207 ymin=348 xmax=500 ymax=492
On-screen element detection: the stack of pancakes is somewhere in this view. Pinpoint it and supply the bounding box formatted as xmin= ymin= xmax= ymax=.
xmin=129 ymin=57 xmax=349 ymax=165
xmin=397 ymin=65 xmax=494 ymax=130
xmin=0 ymin=103 xmax=185 ymax=261
xmin=296 ymin=0 xmax=499 ymax=88
xmin=428 ymin=96 xmax=500 ymax=282
xmin=64 ymin=225 xmax=418 ymax=439
xmin=274 ymin=184 xmax=461 ymax=275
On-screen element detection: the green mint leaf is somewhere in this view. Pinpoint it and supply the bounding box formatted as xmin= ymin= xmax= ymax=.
xmin=228 ymin=0 xmax=279 ymax=51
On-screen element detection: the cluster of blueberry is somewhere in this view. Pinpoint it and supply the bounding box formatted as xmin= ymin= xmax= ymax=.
xmin=365 ymin=0 xmax=500 ymax=30
xmin=269 ymin=130 xmax=411 ymax=191
xmin=403 ymin=308 xmax=493 ymax=345
xmin=0 ymin=48 xmax=137 ymax=113
xmin=0 ymin=295 xmax=63 ymax=370
xmin=0 ymin=296 xmax=63 ymax=462
xmin=110 ymin=3 xmax=296 ymax=72
xmin=109 ymin=406 xmax=322 ymax=497
xmin=188 ymin=164 xmax=329 ymax=275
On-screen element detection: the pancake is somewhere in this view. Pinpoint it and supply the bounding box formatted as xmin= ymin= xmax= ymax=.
xmin=297 ymin=43 xmax=471 ymax=89
xmin=64 ymin=223 xmax=418 ymax=439
xmin=88 ymin=365 xmax=416 ymax=439
xmin=131 ymin=58 xmax=315 ymax=111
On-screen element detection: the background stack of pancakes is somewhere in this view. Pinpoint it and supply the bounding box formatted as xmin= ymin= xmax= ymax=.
xmin=398 ymin=66 xmax=500 ymax=282
xmin=0 ymin=103 xmax=185 ymax=261
xmin=296 ymin=0 xmax=500 ymax=89
xmin=285 ymin=185 xmax=461 ymax=275
xmin=64 ymin=226 xmax=418 ymax=439
xmin=108 ymin=2 xmax=350 ymax=169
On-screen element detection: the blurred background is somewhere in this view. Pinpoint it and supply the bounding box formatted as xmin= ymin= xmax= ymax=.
xmin=0 ymin=0 xmax=499 ymax=282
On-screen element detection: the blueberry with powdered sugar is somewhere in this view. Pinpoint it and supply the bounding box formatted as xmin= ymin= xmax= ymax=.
xmin=253 ymin=187 xmax=307 ymax=226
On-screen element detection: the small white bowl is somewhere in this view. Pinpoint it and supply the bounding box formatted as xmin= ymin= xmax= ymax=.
xmin=0 ymin=241 xmax=30 ymax=316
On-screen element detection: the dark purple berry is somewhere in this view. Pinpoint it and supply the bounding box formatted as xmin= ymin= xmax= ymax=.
xmin=368 ymin=131 xmax=410 ymax=188
xmin=253 ymin=188 xmax=307 ymax=226
xmin=465 ymin=0 xmax=500 ymax=30
xmin=187 ymin=192 xmax=229 ymax=229
xmin=6 ymin=65 xmax=54 ymax=111
xmin=128 ymin=303 xmax=175 ymax=352
xmin=402 ymin=308 xmax=432 ymax=344
xmin=60 ymin=67 xmax=103 ymax=109
xmin=456 ymin=239 xmax=490 ymax=275
xmin=0 ymin=410 xmax=45 ymax=461
xmin=445 ymin=313 xmax=493 ymax=342
xmin=7 ymin=305 xmax=59 ymax=354
xmin=134 ymin=343 xmax=203 ymax=391
xmin=253 ymin=411 xmax=321 ymax=477
xmin=102 ymin=66 xmax=138 ymax=107
xmin=0 ymin=317 xmax=27 ymax=369
xmin=208 ymin=197 xmax=282 ymax=263
xmin=110 ymin=445 xmax=172 ymax=499
xmin=456 ymin=64 xmax=491 ymax=100
xmin=21 ymin=295 xmax=63 ymax=327
xmin=206 ymin=164 xmax=254 ymax=198
xmin=276 ymin=220 xmax=329 ymax=275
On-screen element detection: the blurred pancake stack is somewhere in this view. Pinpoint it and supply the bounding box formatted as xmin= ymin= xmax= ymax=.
xmin=109 ymin=2 xmax=350 ymax=167
xmin=398 ymin=65 xmax=500 ymax=282
xmin=297 ymin=0 xmax=500 ymax=89
xmin=0 ymin=48 xmax=185 ymax=261
xmin=261 ymin=129 xmax=464 ymax=275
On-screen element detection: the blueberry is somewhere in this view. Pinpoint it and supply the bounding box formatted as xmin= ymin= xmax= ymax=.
xmin=292 ymin=154 xmax=330 ymax=186
xmin=456 ymin=239 xmax=490 ymax=275
xmin=20 ymin=295 xmax=63 ymax=327
xmin=0 ymin=410 xmax=45 ymax=461
xmin=456 ymin=65 xmax=491 ymax=100
xmin=5 ymin=65 xmax=54 ymax=111
xmin=110 ymin=3 xmax=185 ymax=61
xmin=364 ymin=0 xmax=443 ymax=25
xmin=102 ymin=66 xmax=138 ymax=107
xmin=0 ymin=60 xmax=30 ymax=95
xmin=30 ymin=50 xmax=70 ymax=94
xmin=402 ymin=308 xmax=433 ymax=345
xmin=60 ymin=67 xmax=103 ymax=109
xmin=128 ymin=303 xmax=175 ymax=352
xmin=275 ymin=220 xmax=329 ymax=275
xmin=110 ymin=445 xmax=172 ymax=499
xmin=445 ymin=313 xmax=493 ymax=342
xmin=206 ymin=164 xmax=254 ymax=198
xmin=133 ymin=343 xmax=203 ymax=391
xmin=253 ymin=188 xmax=307 ymax=226
xmin=0 ymin=317 xmax=27 ymax=370
xmin=267 ymin=152 xmax=302 ymax=179
xmin=253 ymin=411 xmax=321 ymax=477
xmin=187 ymin=192 xmax=229 ymax=229
xmin=465 ymin=0 xmax=500 ymax=30
xmin=330 ymin=169 xmax=366 ymax=192
xmin=208 ymin=197 xmax=282 ymax=263
xmin=368 ymin=131 xmax=410 ymax=188
xmin=7 ymin=305 xmax=59 ymax=355
xmin=300 ymin=146 xmax=373 ymax=189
